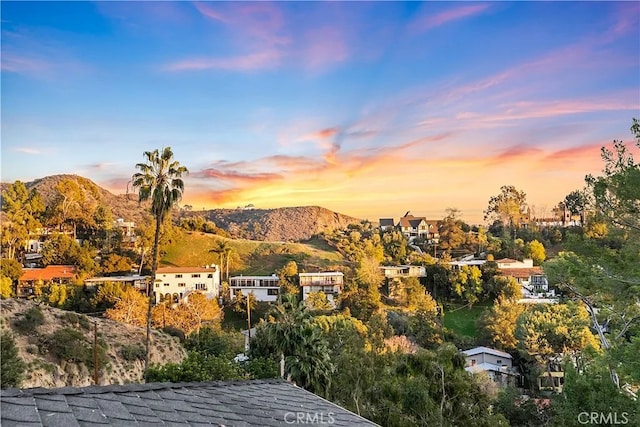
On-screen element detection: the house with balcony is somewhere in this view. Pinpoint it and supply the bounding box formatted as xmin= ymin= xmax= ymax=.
xmin=495 ymin=258 xmax=557 ymax=303
xmin=153 ymin=266 xmax=220 ymax=304
xmin=17 ymin=265 xmax=77 ymax=297
xmin=462 ymin=346 xmax=520 ymax=387
xmin=397 ymin=213 xmax=441 ymax=243
xmin=230 ymin=275 xmax=280 ymax=302
xmin=299 ymin=272 xmax=344 ymax=307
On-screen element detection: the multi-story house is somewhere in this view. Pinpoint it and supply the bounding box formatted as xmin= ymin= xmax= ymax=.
xmin=153 ymin=266 xmax=220 ymax=304
xmin=462 ymin=346 xmax=520 ymax=387
xmin=397 ymin=213 xmax=441 ymax=243
xmin=229 ymin=275 xmax=280 ymax=302
xmin=495 ymin=258 xmax=557 ymax=303
xmin=299 ymin=272 xmax=344 ymax=307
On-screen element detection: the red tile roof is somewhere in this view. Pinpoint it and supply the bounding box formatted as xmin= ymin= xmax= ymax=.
xmin=499 ymin=267 xmax=544 ymax=279
xmin=20 ymin=265 xmax=76 ymax=282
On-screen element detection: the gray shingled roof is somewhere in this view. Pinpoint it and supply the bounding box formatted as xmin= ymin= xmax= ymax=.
xmin=1 ymin=379 xmax=378 ymax=426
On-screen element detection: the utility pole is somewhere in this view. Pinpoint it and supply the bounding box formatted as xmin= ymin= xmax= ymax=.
xmin=93 ymin=321 xmax=99 ymax=385
xmin=246 ymin=298 xmax=251 ymax=340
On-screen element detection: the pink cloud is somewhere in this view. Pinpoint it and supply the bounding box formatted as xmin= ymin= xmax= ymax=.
xmin=166 ymin=50 xmax=283 ymax=72
xmin=13 ymin=146 xmax=42 ymax=155
xmin=1 ymin=53 xmax=51 ymax=74
xmin=410 ymin=4 xmax=491 ymax=33
xmin=192 ymin=2 xmax=228 ymax=23
xmin=300 ymin=26 xmax=349 ymax=71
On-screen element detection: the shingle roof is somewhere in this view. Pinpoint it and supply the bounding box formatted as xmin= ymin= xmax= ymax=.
xmin=379 ymin=218 xmax=395 ymax=227
xmin=1 ymin=379 xmax=378 ymax=427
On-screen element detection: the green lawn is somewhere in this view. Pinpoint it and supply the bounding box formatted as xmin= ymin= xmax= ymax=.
xmin=443 ymin=304 xmax=491 ymax=338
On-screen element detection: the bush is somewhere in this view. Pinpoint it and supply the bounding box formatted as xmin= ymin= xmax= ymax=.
xmin=243 ymin=357 xmax=279 ymax=379
xmin=14 ymin=306 xmax=44 ymax=334
xmin=184 ymin=328 xmax=244 ymax=358
xmin=47 ymin=328 xmax=107 ymax=368
xmin=119 ymin=344 xmax=146 ymax=361
xmin=145 ymin=351 xmax=244 ymax=383
xmin=1 ymin=331 xmax=25 ymax=388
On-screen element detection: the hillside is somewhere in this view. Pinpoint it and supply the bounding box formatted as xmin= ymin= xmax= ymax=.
xmin=2 ymin=175 xmax=362 ymax=242
xmin=201 ymin=206 xmax=361 ymax=241
xmin=0 ymin=299 xmax=186 ymax=388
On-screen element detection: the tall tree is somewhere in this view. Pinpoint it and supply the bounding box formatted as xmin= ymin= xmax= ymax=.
xmin=131 ymin=147 xmax=188 ymax=374
xmin=484 ymin=185 xmax=528 ymax=229
xmin=545 ymin=119 xmax=640 ymax=391
xmin=1 ymin=181 xmax=45 ymax=259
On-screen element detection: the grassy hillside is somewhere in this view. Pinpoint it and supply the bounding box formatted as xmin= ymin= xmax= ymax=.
xmin=161 ymin=231 xmax=343 ymax=275
xmin=443 ymin=304 xmax=491 ymax=338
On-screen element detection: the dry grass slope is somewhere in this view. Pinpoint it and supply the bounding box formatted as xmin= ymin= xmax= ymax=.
xmin=0 ymin=299 xmax=186 ymax=388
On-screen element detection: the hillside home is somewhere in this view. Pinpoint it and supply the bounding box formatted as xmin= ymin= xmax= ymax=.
xmin=462 ymin=346 xmax=519 ymax=386
xmin=495 ymin=258 xmax=557 ymax=302
xmin=537 ymin=356 xmax=565 ymax=393
xmin=299 ymin=272 xmax=344 ymax=307
xmin=17 ymin=265 xmax=77 ymax=297
xmin=153 ymin=266 xmax=220 ymax=304
xmin=113 ymin=218 xmax=137 ymax=247
xmin=84 ymin=275 xmax=147 ymax=292
xmin=230 ymin=275 xmax=280 ymax=302
xmin=397 ymin=214 xmax=441 ymax=243
xmin=380 ymin=265 xmax=426 ymax=279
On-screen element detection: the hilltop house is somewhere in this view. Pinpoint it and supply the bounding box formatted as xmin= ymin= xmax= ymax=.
xmin=299 ymin=272 xmax=344 ymax=307
xmin=379 ymin=218 xmax=395 ymax=232
xmin=397 ymin=213 xmax=441 ymax=243
xmin=17 ymin=265 xmax=77 ymax=298
xmin=229 ymin=275 xmax=280 ymax=302
xmin=462 ymin=346 xmax=520 ymax=387
xmin=495 ymin=258 xmax=557 ymax=303
xmin=153 ymin=266 xmax=220 ymax=304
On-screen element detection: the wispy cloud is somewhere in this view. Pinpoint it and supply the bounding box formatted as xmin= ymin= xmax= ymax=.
xmin=13 ymin=147 xmax=42 ymax=155
xmin=166 ymin=50 xmax=283 ymax=72
xmin=409 ymin=3 xmax=491 ymax=33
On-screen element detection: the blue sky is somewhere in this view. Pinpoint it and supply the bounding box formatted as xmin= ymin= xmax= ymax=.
xmin=2 ymin=1 xmax=639 ymax=223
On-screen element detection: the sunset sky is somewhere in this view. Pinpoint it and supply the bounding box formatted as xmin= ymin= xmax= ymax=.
xmin=2 ymin=1 xmax=639 ymax=224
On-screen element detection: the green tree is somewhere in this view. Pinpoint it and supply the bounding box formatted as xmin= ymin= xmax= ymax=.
xmin=1 ymin=181 xmax=45 ymax=259
xmin=524 ymin=239 xmax=546 ymax=265
xmin=132 ymin=146 xmax=188 ymax=374
xmin=306 ymin=291 xmax=332 ymax=311
xmin=0 ymin=258 xmax=23 ymax=283
xmin=0 ymin=331 xmax=26 ymax=388
xmin=484 ymin=185 xmax=528 ymax=229
xmin=544 ymin=119 xmax=640 ymax=391
xmin=277 ymin=260 xmax=298 ymax=296
xmin=451 ymin=265 xmax=483 ymax=307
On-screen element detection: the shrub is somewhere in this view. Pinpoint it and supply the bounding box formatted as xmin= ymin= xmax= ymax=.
xmin=119 ymin=344 xmax=146 ymax=361
xmin=63 ymin=312 xmax=80 ymax=325
xmin=1 ymin=331 xmax=25 ymax=388
xmin=47 ymin=328 xmax=108 ymax=368
xmin=14 ymin=306 xmax=44 ymax=334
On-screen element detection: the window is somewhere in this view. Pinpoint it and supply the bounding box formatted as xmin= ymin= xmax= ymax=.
xmin=496 ymin=359 xmax=502 ymax=365
xmin=471 ymin=359 xmax=476 ymax=366
xmin=207 ymin=274 xmax=213 ymax=278
xmin=175 ymin=274 xmax=183 ymax=278
xmin=155 ymin=284 xmax=160 ymax=288
xmin=192 ymin=274 xmax=201 ymax=278
xmin=268 ymin=289 xmax=279 ymax=296
xmin=178 ymin=283 xmax=186 ymax=287
xmin=195 ymin=283 xmax=207 ymax=290
xmin=163 ymin=283 xmax=169 ymax=287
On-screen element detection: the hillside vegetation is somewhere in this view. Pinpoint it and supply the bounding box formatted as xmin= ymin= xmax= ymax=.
xmin=1 ymin=299 xmax=185 ymax=388
xmin=161 ymin=232 xmax=343 ymax=275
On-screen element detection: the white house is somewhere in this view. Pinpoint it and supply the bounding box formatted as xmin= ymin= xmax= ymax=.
xmin=229 ymin=275 xmax=280 ymax=302
xmin=299 ymin=272 xmax=344 ymax=307
xmin=154 ymin=266 xmax=220 ymax=304
xmin=379 ymin=265 xmax=426 ymax=279
xmin=462 ymin=346 xmax=519 ymax=386
xmin=495 ymin=258 xmax=557 ymax=302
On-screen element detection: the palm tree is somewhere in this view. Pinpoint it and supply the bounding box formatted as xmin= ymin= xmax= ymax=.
xmin=210 ymin=239 xmax=233 ymax=281
xmin=132 ymin=147 xmax=188 ymax=375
